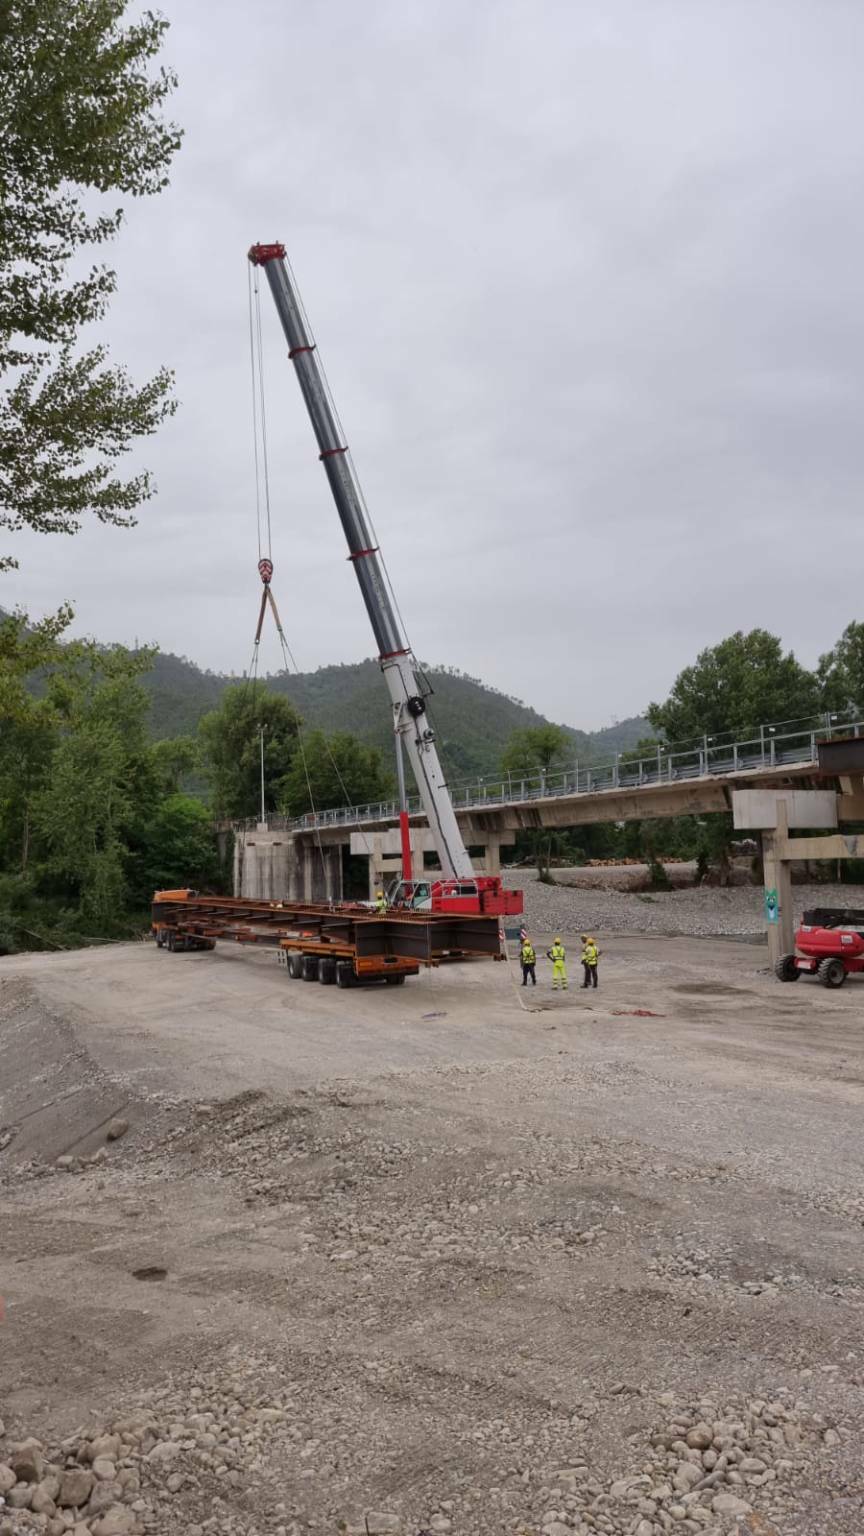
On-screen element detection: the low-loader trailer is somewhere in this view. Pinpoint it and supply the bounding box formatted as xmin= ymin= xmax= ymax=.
xmin=152 ymin=889 xmax=501 ymax=987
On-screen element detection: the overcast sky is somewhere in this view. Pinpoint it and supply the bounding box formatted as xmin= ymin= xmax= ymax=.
xmin=6 ymin=0 xmax=864 ymax=727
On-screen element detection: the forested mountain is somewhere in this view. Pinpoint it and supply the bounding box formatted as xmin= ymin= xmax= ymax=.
xmin=142 ymin=649 xmax=646 ymax=780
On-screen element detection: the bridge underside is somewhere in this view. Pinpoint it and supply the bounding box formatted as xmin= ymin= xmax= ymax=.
xmin=229 ymin=759 xmax=864 ymax=902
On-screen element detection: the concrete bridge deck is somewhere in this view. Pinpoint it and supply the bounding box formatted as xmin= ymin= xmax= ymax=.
xmin=227 ymin=717 xmax=864 ymax=901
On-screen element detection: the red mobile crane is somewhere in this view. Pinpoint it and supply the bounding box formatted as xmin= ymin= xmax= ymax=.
xmin=248 ymin=242 xmax=522 ymax=920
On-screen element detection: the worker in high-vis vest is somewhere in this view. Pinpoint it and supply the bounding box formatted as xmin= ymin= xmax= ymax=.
xmin=581 ymin=934 xmax=599 ymax=989
xmin=374 ymin=889 xmax=388 ymax=914
xmin=547 ymin=937 xmax=567 ymax=990
xmin=520 ymin=937 xmax=537 ymax=987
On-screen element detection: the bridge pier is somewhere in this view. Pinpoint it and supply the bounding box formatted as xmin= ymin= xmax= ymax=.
xmin=761 ymin=805 xmax=795 ymax=970
xmin=235 ymin=829 xmax=342 ymax=903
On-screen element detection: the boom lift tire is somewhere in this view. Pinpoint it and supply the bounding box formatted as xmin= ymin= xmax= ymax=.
xmin=302 ymin=955 xmax=320 ymax=982
xmin=318 ymin=957 xmax=336 ymax=985
xmin=775 ymin=954 xmax=801 ymax=982
xmin=818 ymin=956 xmax=847 ymax=988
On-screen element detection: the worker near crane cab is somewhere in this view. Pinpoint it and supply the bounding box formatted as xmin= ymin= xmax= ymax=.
xmin=520 ymin=936 xmax=537 ymax=987
xmin=374 ymin=889 xmax=388 ymax=914
xmin=581 ymin=934 xmax=599 ymax=989
xmin=547 ymin=937 xmax=567 ymax=990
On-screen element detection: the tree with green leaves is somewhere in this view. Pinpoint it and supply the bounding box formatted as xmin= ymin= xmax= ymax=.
xmin=647 ymin=629 xmax=820 ymax=744
xmin=149 ymin=735 xmax=198 ymax=795
xmin=127 ymin=792 xmax=219 ymax=903
xmin=33 ymin=651 xmax=156 ymax=923
xmin=283 ymin=730 xmax=393 ymax=817
xmin=198 ymin=687 xmax=302 ymax=820
xmin=0 ymin=605 xmax=89 ymax=874
xmin=819 ymin=622 xmax=864 ymax=717
xmin=500 ymin=724 xmax=572 ymax=879
xmin=501 ymin=723 xmax=571 ymax=781
xmin=0 ymin=1 xmax=181 ymax=569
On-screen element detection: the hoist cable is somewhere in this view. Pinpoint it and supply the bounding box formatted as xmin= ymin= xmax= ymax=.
xmin=247 ymin=265 xmax=263 ymax=562
xmin=254 ymin=277 xmax=274 ymax=563
xmin=265 ymin=592 xmax=375 ymax=863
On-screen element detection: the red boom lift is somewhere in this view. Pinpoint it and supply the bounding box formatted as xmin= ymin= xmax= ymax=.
xmin=776 ymin=908 xmax=864 ymax=987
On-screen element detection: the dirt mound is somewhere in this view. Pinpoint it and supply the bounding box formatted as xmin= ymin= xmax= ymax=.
xmin=0 ymin=978 xmax=139 ymax=1169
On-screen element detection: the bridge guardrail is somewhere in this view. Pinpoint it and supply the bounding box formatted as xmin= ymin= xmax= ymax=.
xmin=231 ymin=712 xmax=862 ymax=835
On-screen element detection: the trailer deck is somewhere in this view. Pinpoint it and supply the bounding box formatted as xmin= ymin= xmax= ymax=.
xmin=151 ymin=890 xmax=502 ymax=987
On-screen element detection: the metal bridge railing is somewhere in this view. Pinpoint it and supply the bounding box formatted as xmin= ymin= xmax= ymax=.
xmin=232 ymin=711 xmax=863 ymax=836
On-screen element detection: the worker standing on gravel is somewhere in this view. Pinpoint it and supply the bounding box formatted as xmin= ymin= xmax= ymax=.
xmin=547 ymin=936 xmax=567 ymax=990
xmin=581 ymin=934 xmax=599 ymax=989
xmin=520 ymin=936 xmax=537 ymax=986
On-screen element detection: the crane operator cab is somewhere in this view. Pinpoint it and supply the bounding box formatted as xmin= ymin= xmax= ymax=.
xmin=387 ymin=878 xmax=485 ymax=914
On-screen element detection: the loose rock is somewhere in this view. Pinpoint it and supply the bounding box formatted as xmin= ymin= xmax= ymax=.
xmin=60 ymin=1468 xmax=95 ymax=1507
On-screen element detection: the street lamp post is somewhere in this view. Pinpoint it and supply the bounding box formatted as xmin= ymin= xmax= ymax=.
xmin=259 ymin=723 xmax=267 ymax=826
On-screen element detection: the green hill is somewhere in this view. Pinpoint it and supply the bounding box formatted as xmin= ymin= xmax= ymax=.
xmin=142 ymin=649 xmax=646 ymax=782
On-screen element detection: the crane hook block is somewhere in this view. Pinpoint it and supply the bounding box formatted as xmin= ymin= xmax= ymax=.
xmin=258 ymin=558 xmax=273 ymax=585
xmin=406 ymin=695 xmax=426 ymax=719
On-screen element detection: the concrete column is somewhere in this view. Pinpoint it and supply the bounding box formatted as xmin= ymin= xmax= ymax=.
xmin=763 ymin=801 xmax=794 ymax=969
xmin=482 ymin=835 xmax=502 ymax=875
xmin=287 ymin=836 xmax=303 ymax=901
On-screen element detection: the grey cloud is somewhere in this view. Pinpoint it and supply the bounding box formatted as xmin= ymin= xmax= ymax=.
xmin=5 ymin=0 xmax=864 ymax=724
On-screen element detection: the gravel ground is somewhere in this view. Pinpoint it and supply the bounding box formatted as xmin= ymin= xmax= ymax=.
xmin=2 ymin=937 xmax=864 ymax=1536
xmin=504 ymin=871 xmax=864 ymax=940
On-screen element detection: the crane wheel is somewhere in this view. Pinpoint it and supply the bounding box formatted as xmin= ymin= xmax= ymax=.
xmin=818 ymin=957 xmax=847 ymax=988
xmin=774 ymin=954 xmax=801 ymax=982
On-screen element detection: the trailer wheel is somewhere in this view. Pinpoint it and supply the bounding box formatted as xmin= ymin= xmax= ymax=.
xmin=336 ymin=961 xmax=355 ymax=988
xmin=775 ymin=954 xmax=801 ymax=982
xmin=319 ymin=957 xmax=336 ymax=985
xmin=302 ymin=954 xmax=320 ymax=982
xmin=818 ymin=957 xmax=847 ymax=988
xmin=166 ymin=929 xmax=176 ymax=952
xmin=287 ymin=952 xmax=303 ymax=979
xmin=384 ymin=974 xmax=406 ymax=986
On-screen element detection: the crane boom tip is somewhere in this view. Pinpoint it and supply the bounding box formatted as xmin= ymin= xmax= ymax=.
xmin=248 ymin=242 xmax=286 ymax=266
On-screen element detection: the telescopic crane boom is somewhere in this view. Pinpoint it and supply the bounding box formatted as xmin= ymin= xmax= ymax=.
xmin=249 ymin=241 xmax=476 ymax=882
xmin=248 ymin=242 xmax=521 ymax=918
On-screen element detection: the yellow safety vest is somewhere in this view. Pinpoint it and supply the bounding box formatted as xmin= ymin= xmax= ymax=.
xmin=521 ymin=943 xmax=535 ymax=965
xmin=550 ymin=943 xmax=565 ymax=962
xmin=582 ymin=942 xmax=598 ymax=966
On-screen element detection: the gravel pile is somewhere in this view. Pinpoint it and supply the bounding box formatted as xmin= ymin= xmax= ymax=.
xmin=0 ymin=1384 xmax=831 ymax=1536
xmin=504 ymin=872 xmax=864 ymax=940
xmin=0 ymin=1373 xmax=303 ymax=1536
xmin=593 ymin=1389 xmax=823 ymax=1536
